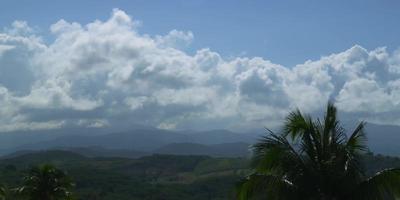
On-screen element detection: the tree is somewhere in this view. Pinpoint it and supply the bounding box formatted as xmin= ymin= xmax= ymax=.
xmin=18 ymin=164 xmax=74 ymax=200
xmin=238 ymin=102 xmax=400 ymax=200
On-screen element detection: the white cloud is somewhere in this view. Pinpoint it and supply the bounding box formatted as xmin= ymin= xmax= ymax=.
xmin=5 ymin=20 xmax=34 ymax=36
xmin=0 ymin=120 xmax=65 ymax=133
xmin=156 ymin=30 xmax=194 ymax=49
xmin=0 ymin=9 xmax=400 ymax=132
xmin=0 ymin=44 xmax=14 ymax=56
xmin=78 ymin=119 xmax=109 ymax=128
xmin=124 ymin=96 xmax=148 ymax=110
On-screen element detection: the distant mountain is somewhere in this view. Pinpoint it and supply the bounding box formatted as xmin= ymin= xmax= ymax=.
xmin=0 ymin=127 xmax=112 ymax=155
xmin=57 ymin=146 xmax=149 ymax=158
xmin=0 ymin=124 xmax=159 ymax=153
xmin=3 ymin=147 xmax=149 ymax=159
xmin=2 ymin=122 xmax=400 ymax=158
xmin=0 ymin=150 xmax=88 ymax=167
xmin=15 ymin=129 xmax=258 ymax=153
xmin=183 ymin=129 xmax=257 ymax=144
xmin=2 ymin=150 xmax=38 ymax=159
xmin=14 ymin=129 xmax=183 ymax=152
xmin=4 ymin=142 xmax=251 ymax=159
xmin=365 ymin=123 xmax=400 ymax=156
xmin=154 ymin=142 xmax=251 ymax=157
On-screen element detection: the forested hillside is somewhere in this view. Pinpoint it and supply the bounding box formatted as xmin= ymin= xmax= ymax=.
xmin=0 ymin=150 xmax=398 ymax=200
xmin=0 ymin=151 xmax=248 ymax=200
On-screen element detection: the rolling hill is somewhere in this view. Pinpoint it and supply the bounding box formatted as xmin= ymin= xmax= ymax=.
xmin=0 ymin=122 xmax=400 ymax=158
xmin=154 ymin=142 xmax=251 ymax=157
xmin=12 ymin=129 xmax=257 ymax=153
xmin=0 ymin=150 xmax=248 ymax=200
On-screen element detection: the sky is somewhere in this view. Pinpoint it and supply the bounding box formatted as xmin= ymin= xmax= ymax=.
xmin=0 ymin=1 xmax=400 ymax=132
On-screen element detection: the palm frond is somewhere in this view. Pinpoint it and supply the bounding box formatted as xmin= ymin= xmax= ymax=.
xmin=322 ymin=102 xmax=337 ymax=147
xmin=352 ymin=168 xmax=400 ymax=200
xmin=322 ymin=103 xmax=347 ymax=150
xmin=346 ymin=122 xmax=368 ymax=153
xmin=242 ymin=102 xmax=399 ymax=200
xmin=251 ymin=133 xmax=305 ymax=174
xmin=283 ymin=109 xmax=313 ymax=140
xmin=237 ymin=173 xmax=294 ymax=200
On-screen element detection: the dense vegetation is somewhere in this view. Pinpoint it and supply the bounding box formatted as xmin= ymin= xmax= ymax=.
xmin=0 ymin=151 xmax=248 ymax=200
xmin=0 ymin=150 xmax=398 ymax=199
xmin=238 ymin=103 xmax=400 ymax=200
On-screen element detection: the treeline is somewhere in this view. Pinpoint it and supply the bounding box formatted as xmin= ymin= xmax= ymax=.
xmin=0 ymin=150 xmax=399 ymax=199
xmin=0 ymin=164 xmax=74 ymax=200
xmin=0 ymin=152 xmax=246 ymax=200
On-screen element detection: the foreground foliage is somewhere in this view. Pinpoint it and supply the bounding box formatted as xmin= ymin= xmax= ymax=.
xmin=238 ymin=103 xmax=400 ymax=200
xmin=0 ymin=150 xmax=398 ymax=199
xmin=18 ymin=164 xmax=74 ymax=200
xmin=0 ymin=152 xmax=247 ymax=200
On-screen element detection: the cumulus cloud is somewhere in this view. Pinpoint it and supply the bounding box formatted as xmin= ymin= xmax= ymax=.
xmin=0 ymin=9 xmax=400 ymax=132
xmin=156 ymin=30 xmax=194 ymax=49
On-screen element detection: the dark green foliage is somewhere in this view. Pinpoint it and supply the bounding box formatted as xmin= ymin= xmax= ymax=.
xmin=0 ymin=148 xmax=398 ymax=199
xmin=238 ymin=102 xmax=400 ymax=200
xmin=0 ymin=152 xmax=247 ymax=200
xmin=18 ymin=164 xmax=74 ymax=200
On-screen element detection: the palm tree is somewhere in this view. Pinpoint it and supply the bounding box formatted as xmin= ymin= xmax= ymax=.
xmin=18 ymin=164 xmax=74 ymax=200
xmin=238 ymin=102 xmax=400 ymax=200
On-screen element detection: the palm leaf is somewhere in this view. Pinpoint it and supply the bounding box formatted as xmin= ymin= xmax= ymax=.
xmin=241 ymin=102 xmax=400 ymax=200
xmin=352 ymin=168 xmax=400 ymax=200
xmin=346 ymin=122 xmax=368 ymax=153
xmin=251 ymin=133 xmax=305 ymax=174
xmin=283 ymin=109 xmax=312 ymax=140
xmin=237 ymin=173 xmax=294 ymax=200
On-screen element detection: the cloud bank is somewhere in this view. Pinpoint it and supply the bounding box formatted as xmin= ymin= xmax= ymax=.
xmin=0 ymin=9 xmax=400 ymax=132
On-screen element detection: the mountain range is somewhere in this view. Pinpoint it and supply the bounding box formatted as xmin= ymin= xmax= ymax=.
xmin=0 ymin=122 xmax=399 ymax=158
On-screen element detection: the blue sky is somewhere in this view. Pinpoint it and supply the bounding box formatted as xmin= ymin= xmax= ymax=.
xmin=1 ymin=0 xmax=400 ymax=66
xmin=0 ymin=1 xmax=400 ymax=132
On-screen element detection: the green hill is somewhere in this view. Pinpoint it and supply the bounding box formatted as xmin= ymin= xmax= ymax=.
xmin=0 ymin=150 xmax=249 ymax=200
xmin=0 ymin=150 xmax=399 ymax=200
